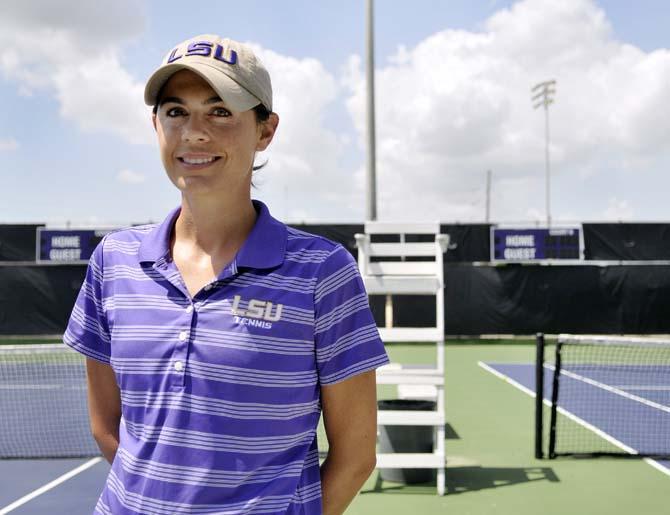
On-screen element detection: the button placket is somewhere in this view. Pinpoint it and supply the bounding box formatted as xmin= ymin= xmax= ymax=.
xmin=172 ymin=317 xmax=191 ymax=388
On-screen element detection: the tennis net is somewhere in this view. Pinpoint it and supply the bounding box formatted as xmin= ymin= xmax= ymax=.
xmin=535 ymin=334 xmax=670 ymax=459
xmin=0 ymin=343 xmax=100 ymax=458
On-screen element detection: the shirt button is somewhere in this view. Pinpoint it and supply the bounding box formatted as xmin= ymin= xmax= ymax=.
xmin=186 ymin=305 xmax=194 ymax=314
xmin=178 ymin=331 xmax=188 ymax=341
xmin=174 ymin=361 xmax=183 ymax=372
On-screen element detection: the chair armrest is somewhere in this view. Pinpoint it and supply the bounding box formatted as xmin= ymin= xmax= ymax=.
xmin=436 ymin=234 xmax=450 ymax=253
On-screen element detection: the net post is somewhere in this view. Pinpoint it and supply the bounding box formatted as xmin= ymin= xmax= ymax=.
xmin=535 ymin=332 xmax=545 ymax=459
xmin=548 ymin=337 xmax=563 ymax=459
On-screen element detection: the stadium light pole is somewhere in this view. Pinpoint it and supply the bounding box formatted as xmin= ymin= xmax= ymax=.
xmin=531 ymin=80 xmax=556 ymax=227
xmin=485 ymin=169 xmax=492 ymax=223
xmin=366 ymin=0 xmax=377 ymax=221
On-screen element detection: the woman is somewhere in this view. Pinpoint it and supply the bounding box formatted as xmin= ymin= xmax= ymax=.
xmin=64 ymin=34 xmax=389 ymax=514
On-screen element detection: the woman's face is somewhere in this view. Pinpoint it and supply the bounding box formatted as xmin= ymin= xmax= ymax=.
xmin=152 ymin=69 xmax=277 ymax=198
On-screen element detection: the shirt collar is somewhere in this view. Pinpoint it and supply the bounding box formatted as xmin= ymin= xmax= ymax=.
xmin=138 ymin=200 xmax=286 ymax=271
xmin=236 ymin=200 xmax=287 ymax=270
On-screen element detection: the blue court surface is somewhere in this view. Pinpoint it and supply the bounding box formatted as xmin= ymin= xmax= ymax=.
xmin=479 ymin=362 xmax=670 ymax=475
xmin=0 ymin=457 xmax=109 ymax=514
xmin=0 ymin=355 xmax=111 ymax=514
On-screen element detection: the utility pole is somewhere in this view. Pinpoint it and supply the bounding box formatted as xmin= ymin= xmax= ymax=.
xmin=485 ymin=169 xmax=492 ymax=223
xmin=366 ymin=0 xmax=377 ymax=221
xmin=531 ymin=80 xmax=556 ymax=227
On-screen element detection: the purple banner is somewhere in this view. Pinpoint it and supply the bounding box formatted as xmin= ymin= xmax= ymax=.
xmin=37 ymin=229 xmax=111 ymax=263
xmin=492 ymin=227 xmax=582 ymax=261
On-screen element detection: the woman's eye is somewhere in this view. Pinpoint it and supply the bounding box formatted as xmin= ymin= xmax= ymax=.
xmin=212 ymin=107 xmax=231 ymax=117
xmin=165 ymin=107 xmax=185 ymax=117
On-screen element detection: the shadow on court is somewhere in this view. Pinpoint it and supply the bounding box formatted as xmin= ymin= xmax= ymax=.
xmin=445 ymin=466 xmax=559 ymax=494
xmin=362 ymin=466 xmax=559 ymax=495
xmin=444 ymin=423 xmax=460 ymax=439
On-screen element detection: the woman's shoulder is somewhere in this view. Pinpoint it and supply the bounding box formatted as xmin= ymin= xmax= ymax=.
xmin=285 ymin=226 xmax=346 ymax=255
xmin=102 ymin=222 xmax=157 ymax=242
xmin=283 ymin=226 xmax=357 ymax=274
xmin=93 ymin=223 xmax=160 ymax=262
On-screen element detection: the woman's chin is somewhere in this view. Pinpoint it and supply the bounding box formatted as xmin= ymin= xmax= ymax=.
xmin=175 ymin=175 xmax=215 ymax=193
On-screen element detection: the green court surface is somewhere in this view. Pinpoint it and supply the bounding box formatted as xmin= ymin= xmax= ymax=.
xmin=347 ymin=343 xmax=669 ymax=515
xmin=2 ymin=339 xmax=667 ymax=514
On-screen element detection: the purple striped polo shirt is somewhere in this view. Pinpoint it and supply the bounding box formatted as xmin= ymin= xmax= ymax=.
xmin=64 ymin=200 xmax=389 ymax=515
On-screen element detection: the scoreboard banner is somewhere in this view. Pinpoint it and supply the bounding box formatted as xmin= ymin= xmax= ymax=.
xmin=37 ymin=228 xmax=112 ymax=263
xmin=491 ymin=226 xmax=583 ymax=262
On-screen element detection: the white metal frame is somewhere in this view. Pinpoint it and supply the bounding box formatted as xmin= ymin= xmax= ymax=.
xmin=355 ymin=221 xmax=449 ymax=495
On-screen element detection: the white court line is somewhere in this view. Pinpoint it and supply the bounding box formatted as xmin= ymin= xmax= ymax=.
xmin=0 ymin=457 xmax=102 ymax=514
xmin=0 ymin=385 xmax=85 ymax=390
xmin=477 ymin=361 xmax=670 ymax=478
xmin=614 ymin=386 xmax=670 ymax=391
xmin=477 ymin=361 xmax=537 ymax=398
xmin=646 ymin=458 xmax=670 ymax=477
xmin=557 ymin=366 xmax=670 ymax=414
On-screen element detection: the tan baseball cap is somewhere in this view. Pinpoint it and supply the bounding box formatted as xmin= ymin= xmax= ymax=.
xmin=144 ymin=34 xmax=272 ymax=112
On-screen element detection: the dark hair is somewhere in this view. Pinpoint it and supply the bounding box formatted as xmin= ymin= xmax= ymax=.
xmin=250 ymin=104 xmax=271 ymax=178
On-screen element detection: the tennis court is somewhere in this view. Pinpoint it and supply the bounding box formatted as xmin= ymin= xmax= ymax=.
xmin=1 ymin=340 xmax=668 ymax=514
xmin=480 ymin=338 xmax=670 ymax=475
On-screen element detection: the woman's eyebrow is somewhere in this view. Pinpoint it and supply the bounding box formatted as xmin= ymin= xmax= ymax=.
xmin=160 ymin=96 xmax=183 ymax=105
xmin=204 ymin=96 xmax=224 ymax=105
xmin=159 ymin=96 xmax=223 ymax=106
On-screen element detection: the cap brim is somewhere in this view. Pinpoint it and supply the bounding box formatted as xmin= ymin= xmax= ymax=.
xmin=144 ymin=62 xmax=261 ymax=112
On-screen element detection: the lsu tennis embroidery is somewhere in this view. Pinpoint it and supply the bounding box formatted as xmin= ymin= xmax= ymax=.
xmin=231 ymin=294 xmax=283 ymax=329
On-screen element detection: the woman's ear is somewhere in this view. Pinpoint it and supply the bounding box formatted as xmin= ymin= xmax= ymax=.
xmin=256 ymin=113 xmax=279 ymax=152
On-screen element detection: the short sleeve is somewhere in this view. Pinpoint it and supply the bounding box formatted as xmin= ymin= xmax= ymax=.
xmin=314 ymin=245 xmax=389 ymax=385
xmin=63 ymin=236 xmax=112 ymax=364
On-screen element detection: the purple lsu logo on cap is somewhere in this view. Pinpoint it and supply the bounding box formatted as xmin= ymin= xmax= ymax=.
xmin=167 ymin=41 xmax=238 ymax=65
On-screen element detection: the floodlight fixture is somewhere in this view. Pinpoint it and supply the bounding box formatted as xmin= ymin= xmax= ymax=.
xmin=531 ymin=80 xmax=557 ymax=226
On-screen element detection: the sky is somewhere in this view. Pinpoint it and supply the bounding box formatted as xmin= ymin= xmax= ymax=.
xmin=1 ymin=0 xmax=669 ymax=226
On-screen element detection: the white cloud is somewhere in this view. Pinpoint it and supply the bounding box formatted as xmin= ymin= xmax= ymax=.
xmin=602 ymin=197 xmax=633 ymax=221
xmin=0 ymin=1 xmax=363 ymax=221
xmin=248 ymin=45 xmax=361 ymax=221
xmin=344 ymin=0 xmax=670 ymax=222
xmin=117 ymin=168 xmax=146 ymax=184
xmin=4 ymin=0 xmax=668 ymax=225
xmin=0 ymin=138 xmax=18 ymax=151
xmin=2 ymin=2 xmax=145 ymax=45
xmin=0 ymin=0 xmax=153 ymax=145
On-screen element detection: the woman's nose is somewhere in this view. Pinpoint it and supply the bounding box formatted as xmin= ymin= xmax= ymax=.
xmin=182 ymin=116 xmax=210 ymax=143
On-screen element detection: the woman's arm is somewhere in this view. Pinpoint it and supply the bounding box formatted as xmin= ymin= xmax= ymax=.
xmin=320 ymin=370 xmax=378 ymax=515
xmin=85 ymin=357 xmax=122 ymax=464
